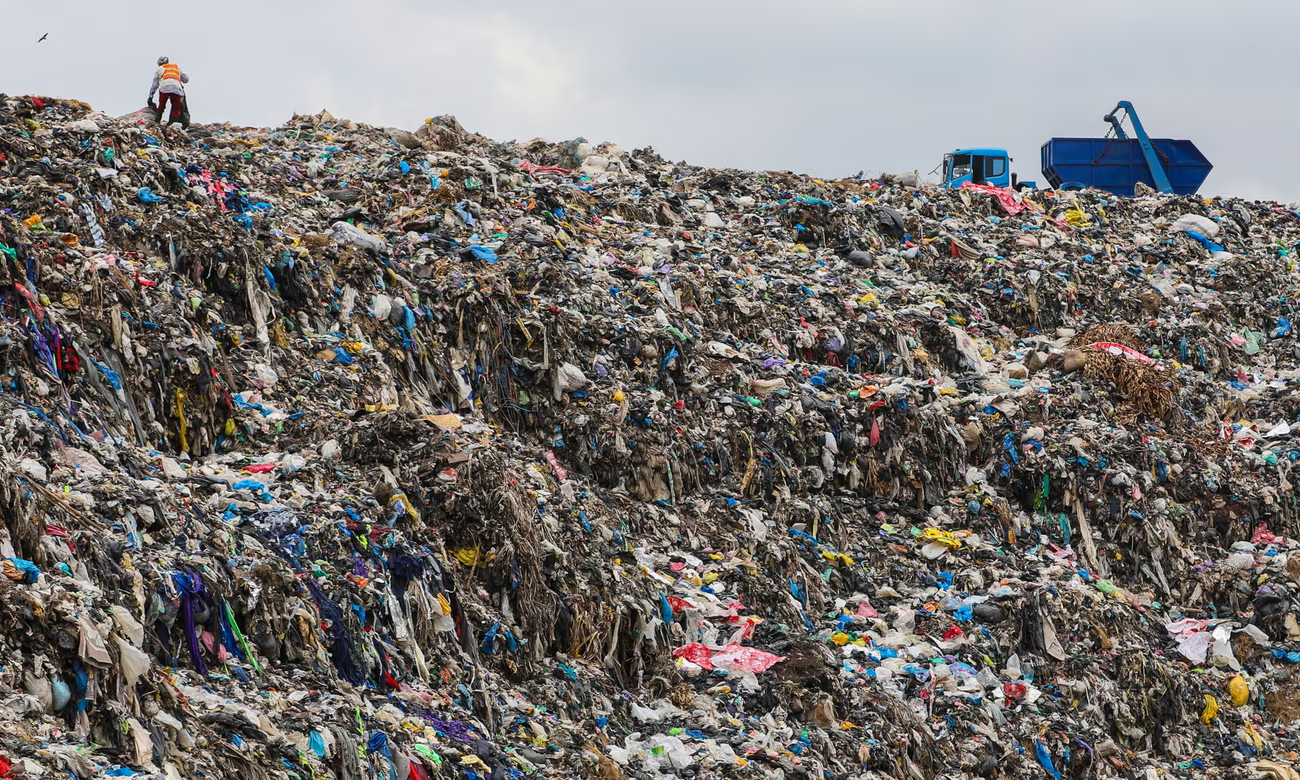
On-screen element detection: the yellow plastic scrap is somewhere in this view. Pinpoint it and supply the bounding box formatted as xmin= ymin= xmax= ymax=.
xmin=23 ymin=214 xmax=45 ymax=230
xmin=1064 ymin=207 xmax=1092 ymax=228
xmin=1201 ymin=694 xmax=1220 ymax=724
xmin=452 ymin=548 xmax=493 ymax=567
xmin=388 ymin=490 xmax=421 ymax=524
xmin=820 ymin=551 xmax=855 ymax=566
xmin=921 ymin=527 xmax=961 ymax=550
xmin=1244 ymin=724 xmax=1264 ymax=750
xmin=175 ymin=390 xmax=189 ymax=453
xmin=1229 ymin=674 xmax=1250 ymax=707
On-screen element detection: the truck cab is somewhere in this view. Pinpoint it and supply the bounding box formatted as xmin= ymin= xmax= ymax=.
xmin=941 ymin=148 xmax=1012 ymax=189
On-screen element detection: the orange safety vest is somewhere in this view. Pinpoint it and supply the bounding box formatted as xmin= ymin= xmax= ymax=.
xmin=160 ymin=63 xmax=182 ymax=83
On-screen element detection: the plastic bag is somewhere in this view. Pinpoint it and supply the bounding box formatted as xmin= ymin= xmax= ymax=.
xmin=24 ymin=671 xmax=52 ymax=713
xmin=1034 ymin=740 xmax=1062 ymax=780
xmin=630 ymin=700 xmax=682 ymax=723
xmin=555 ymin=363 xmax=588 ymax=393
xmin=468 ymin=245 xmax=498 ymax=264
xmin=4 ymin=558 xmax=41 ymax=584
xmin=1170 ymin=213 xmax=1219 ymax=237
xmin=673 ymin=643 xmax=785 ymax=674
xmin=1229 ymin=675 xmax=1250 ymax=707
xmin=51 ymin=678 xmax=71 ymax=711
xmin=115 ymin=635 xmax=152 ymax=686
xmin=646 ymin=735 xmax=692 ymax=768
xmin=949 ymin=326 xmax=988 ymax=375
xmin=112 ymin=605 xmax=146 ymax=647
xmin=331 ymin=221 xmax=388 ymax=254
xmin=1201 ymin=694 xmax=1220 ymax=724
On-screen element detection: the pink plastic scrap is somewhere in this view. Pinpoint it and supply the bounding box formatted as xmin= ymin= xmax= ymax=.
xmin=959 ymin=182 xmax=1039 ymax=216
xmin=1087 ymin=342 xmax=1158 ymax=366
xmin=1166 ymin=618 xmax=1211 ymax=663
xmin=519 ymin=161 xmax=573 ymax=175
xmin=673 ymin=643 xmax=786 ymax=673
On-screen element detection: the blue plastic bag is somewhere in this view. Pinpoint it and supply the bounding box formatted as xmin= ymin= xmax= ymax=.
xmin=1182 ymin=230 xmax=1225 ymax=254
xmin=6 ymin=558 xmax=40 ymax=584
xmin=1002 ymin=433 xmax=1020 ymax=465
xmin=231 ymin=480 xmax=273 ymax=501
xmin=1035 ymin=740 xmax=1062 ymax=780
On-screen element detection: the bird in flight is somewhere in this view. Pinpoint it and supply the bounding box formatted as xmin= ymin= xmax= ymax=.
xmin=37 ymin=33 xmax=48 ymax=42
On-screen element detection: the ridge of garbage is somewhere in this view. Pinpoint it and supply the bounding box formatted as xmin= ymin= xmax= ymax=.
xmin=1 ymin=94 xmax=1300 ymax=780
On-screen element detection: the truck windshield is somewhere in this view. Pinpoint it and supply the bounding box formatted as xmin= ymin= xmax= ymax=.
xmin=950 ymin=154 xmax=972 ymax=180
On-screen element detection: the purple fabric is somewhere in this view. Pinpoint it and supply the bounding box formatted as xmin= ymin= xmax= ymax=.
xmin=172 ymin=571 xmax=209 ymax=676
xmin=419 ymin=714 xmax=478 ymax=743
xmin=179 ymin=594 xmax=207 ymax=675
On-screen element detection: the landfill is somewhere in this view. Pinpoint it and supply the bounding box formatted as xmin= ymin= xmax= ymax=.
xmin=5 ymin=92 xmax=1300 ymax=780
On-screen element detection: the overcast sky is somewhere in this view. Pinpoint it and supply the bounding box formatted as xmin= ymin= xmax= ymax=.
xmin=4 ymin=1 xmax=1293 ymax=201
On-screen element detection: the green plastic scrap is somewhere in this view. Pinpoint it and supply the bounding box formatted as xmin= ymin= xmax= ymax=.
xmin=1242 ymin=330 xmax=1263 ymax=355
xmin=225 ymin=601 xmax=262 ymax=674
xmin=412 ymin=745 xmax=442 ymax=767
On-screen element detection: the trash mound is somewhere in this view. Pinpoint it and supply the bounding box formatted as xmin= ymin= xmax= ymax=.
xmin=3 ymin=92 xmax=1300 ymax=779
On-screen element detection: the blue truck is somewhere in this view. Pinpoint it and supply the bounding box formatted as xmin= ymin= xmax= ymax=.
xmin=939 ymin=101 xmax=1212 ymax=197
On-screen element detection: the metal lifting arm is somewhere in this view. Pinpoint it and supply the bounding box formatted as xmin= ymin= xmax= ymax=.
xmin=1103 ymin=101 xmax=1173 ymax=194
xmin=1103 ymin=105 xmax=1129 ymax=140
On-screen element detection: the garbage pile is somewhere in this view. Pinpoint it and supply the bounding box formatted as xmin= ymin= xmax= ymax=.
xmin=5 ymin=93 xmax=1300 ymax=779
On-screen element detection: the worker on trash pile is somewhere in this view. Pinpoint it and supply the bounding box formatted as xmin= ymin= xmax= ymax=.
xmin=147 ymin=56 xmax=189 ymax=128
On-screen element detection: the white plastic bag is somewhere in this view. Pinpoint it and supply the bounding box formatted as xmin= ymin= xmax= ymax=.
xmin=115 ymin=635 xmax=152 ymax=686
xmin=112 ymin=606 xmax=146 ymax=647
xmin=1170 ymin=213 xmax=1219 ymax=238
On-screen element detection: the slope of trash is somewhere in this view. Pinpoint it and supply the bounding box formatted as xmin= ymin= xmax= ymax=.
xmin=2 ymin=93 xmax=1300 ymax=780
